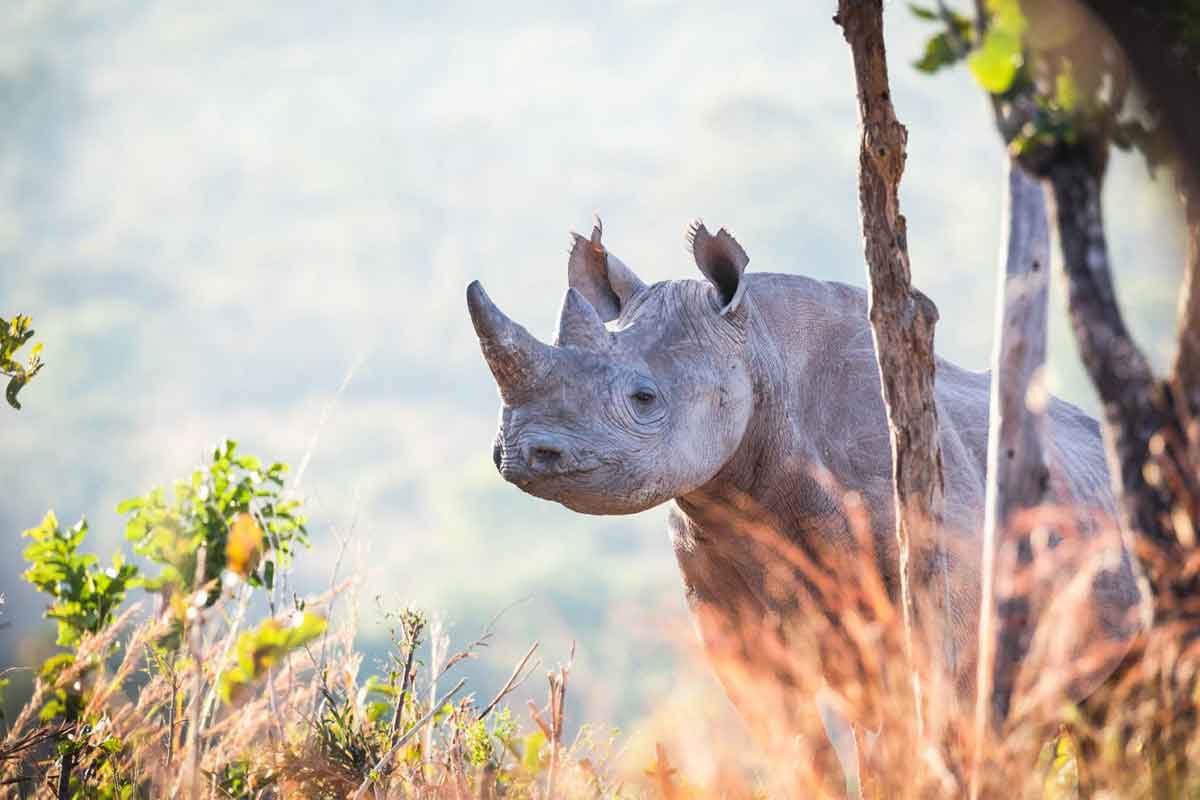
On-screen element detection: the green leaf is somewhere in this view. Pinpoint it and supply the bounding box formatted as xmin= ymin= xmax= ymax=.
xmin=907 ymin=2 xmax=939 ymax=21
xmin=914 ymin=32 xmax=964 ymax=73
xmin=218 ymin=612 xmax=327 ymax=704
xmin=522 ymin=730 xmax=547 ymax=773
xmin=963 ymin=0 xmax=1028 ymax=94
xmin=1042 ymin=727 xmax=1081 ymax=799
xmin=968 ymin=27 xmax=1021 ymax=93
xmin=365 ymin=700 xmax=392 ymax=723
xmin=39 ymin=652 xmax=76 ymax=681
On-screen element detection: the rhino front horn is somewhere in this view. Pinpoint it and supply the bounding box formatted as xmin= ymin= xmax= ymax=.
xmin=467 ymin=281 xmax=554 ymax=402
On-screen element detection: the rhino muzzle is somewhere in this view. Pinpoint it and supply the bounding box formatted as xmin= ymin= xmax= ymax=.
xmin=495 ymin=433 xmax=598 ymax=485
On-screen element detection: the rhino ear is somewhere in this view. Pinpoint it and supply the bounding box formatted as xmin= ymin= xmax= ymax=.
xmin=567 ymin=219 xmax=647 ymax=322
xmin=689 ymin=221 xmax=749 ymax=316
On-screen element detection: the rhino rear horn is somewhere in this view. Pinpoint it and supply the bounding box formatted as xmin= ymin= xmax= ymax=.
xmin=689 ymin=221 xmax=749 ymax=316
xmin=567 ymin=219 xmax=647 ymax=322
xmin=466 ymin=281 xmax=554 ymax=402
xmin=554 ymin=288 xmax=609 ymax=350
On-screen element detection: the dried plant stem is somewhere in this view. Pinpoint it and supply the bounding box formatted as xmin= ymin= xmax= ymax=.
xmin=389 ymin=625 xmax=421 ymax=747
xmin=199 ymin=584 xmax=251 ymax=734
xmin=544 ymin=644 xmax=574 ymax=800
xmin=478 ymin=642 xmax=540 ymax=722
xmin=351 ymin=678 xmax=467 ymax=800
xmin=181 ymin=545 xmax=207 ymax=800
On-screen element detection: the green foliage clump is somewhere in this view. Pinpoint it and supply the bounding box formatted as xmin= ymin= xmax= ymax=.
xmin=910 ymin=0 xmax=1030 ymax=94
xmin=967 ymin=0 xmax=1026 ymax=93
xmin=208 ymin=758 xmax=275 ymax=800
xmin=119 ymin=438 xmax=307 ymax=602
xmin=912 ymin=0 xmax=1128 ymax=166
xmin=21 ymin=512 xmax=138 ymax=649
xmin=5 ymin=439 xmax=630 ymax=799
xmin=908 ymin=0 xmax=1194 ymax=172
xmin=218 ymin=611 xmax=327 ymax=703
xmin=910 ymin=3 xmax=974 ymax=74
xmin=465 ymin=707 xmax=519 ymax=767
xmin=55 ymin=714 xmax=139 ymax=799
xmin=0 ymin=313 xmax=44 ymax=410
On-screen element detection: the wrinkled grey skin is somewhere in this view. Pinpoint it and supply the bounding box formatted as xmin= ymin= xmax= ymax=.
xmin=467 ymin=221 xmax=1141 ymax=742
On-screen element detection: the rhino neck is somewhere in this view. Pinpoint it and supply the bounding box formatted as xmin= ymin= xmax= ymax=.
xmin=675 ymin=283 xmax=859 ymax=553
xmin=672 ymin=273 xmax=897 ymax=604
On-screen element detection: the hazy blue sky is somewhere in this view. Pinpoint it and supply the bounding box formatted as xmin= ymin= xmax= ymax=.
xmin=0 ymin=0 xmax=1185 ymax=726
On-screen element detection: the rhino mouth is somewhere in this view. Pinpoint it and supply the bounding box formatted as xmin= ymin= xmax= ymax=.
xmin=501 ymin=459 xmax=602 ymax=485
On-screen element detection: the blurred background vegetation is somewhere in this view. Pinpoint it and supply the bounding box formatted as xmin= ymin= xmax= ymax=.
xmin=0 ymin=0 xmax=1185 ymax=740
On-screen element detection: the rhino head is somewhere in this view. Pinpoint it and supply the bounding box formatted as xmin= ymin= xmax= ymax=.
xmin=467 ymin=221 xmax=756 ymax=515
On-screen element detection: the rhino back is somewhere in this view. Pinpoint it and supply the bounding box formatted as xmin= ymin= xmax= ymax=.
xmin=741 ymin=271 xmax=1113 ymax=525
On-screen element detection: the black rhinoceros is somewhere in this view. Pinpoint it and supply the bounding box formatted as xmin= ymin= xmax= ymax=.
xmin=466 ymin=221 xmax=1140 ymax=769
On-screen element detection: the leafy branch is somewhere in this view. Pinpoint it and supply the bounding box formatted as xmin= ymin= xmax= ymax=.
xmin=1 ymin=314 xmax=44 ymax=410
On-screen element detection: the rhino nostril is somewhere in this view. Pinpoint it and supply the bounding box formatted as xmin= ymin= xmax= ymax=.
xmin=529 ymin=445 xmax=563 ymax=469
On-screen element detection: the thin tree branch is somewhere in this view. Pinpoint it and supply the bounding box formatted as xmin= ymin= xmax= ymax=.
xmin=478 ymin=642 xmax=540 ymax=722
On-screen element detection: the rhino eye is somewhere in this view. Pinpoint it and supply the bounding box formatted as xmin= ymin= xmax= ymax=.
xmin=626 ymin=382 xmax=665 ymax=425
xmin=631 ymin=389 xmax=657 ymax=406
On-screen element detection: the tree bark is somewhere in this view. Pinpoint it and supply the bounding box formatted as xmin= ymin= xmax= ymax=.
xmin=835 ymin=0 xmax=947 ymax=731
xmin=1019 ymin=0 xmax=1200 ymax=569
xmin=1171 ymin=186 xmax=1200 ymax=417
xmin=1044 ymin=149 xmax=1200 ymax=794
xmin=1042 ymin=149 xmax=1182 ymax=551
xmin=972 ymin=161 xmax=1051 ymax=758
xmin=1021 ymin=9 xmax=1200 ymax=791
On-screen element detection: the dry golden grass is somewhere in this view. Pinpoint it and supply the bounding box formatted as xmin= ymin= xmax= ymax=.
xmin=2 ymin=484 xmax=1198 ymax=798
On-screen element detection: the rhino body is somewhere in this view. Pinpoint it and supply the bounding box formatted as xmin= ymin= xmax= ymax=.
xmin=466 ymin=222 xmax=1140 ymax=744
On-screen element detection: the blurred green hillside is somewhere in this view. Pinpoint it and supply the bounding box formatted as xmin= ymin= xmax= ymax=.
xmin=0 ymin=0 xmax=1185 ymax=728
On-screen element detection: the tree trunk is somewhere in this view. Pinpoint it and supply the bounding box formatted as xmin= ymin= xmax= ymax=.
xmin=834 ymin=0 xmax=947 ymax=733
xmin=1043 ymin=149 xmax=1181 ymax=552
xmin=1021 ymin=2 xmax=1200 ymax=569
xmin=973 ymin=160 xmax=1052 ymax=751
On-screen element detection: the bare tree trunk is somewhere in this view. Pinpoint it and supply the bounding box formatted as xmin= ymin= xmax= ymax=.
xmin=1040 ymin=143 xmax=1200 ymax=799
xmin=972 ymin=162 xmax=1051 ymax=761
xmin=834 ymin=0 xmax=947 ymax=735
xmin=1043 ymin=150 xmax=1182 ymax=551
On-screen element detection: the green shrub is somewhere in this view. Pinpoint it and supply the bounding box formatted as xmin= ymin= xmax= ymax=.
xmin=21 ymin=513 xmax=138 ymax=649
xmin=118 ymin=439 xmax=306 ymax=603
